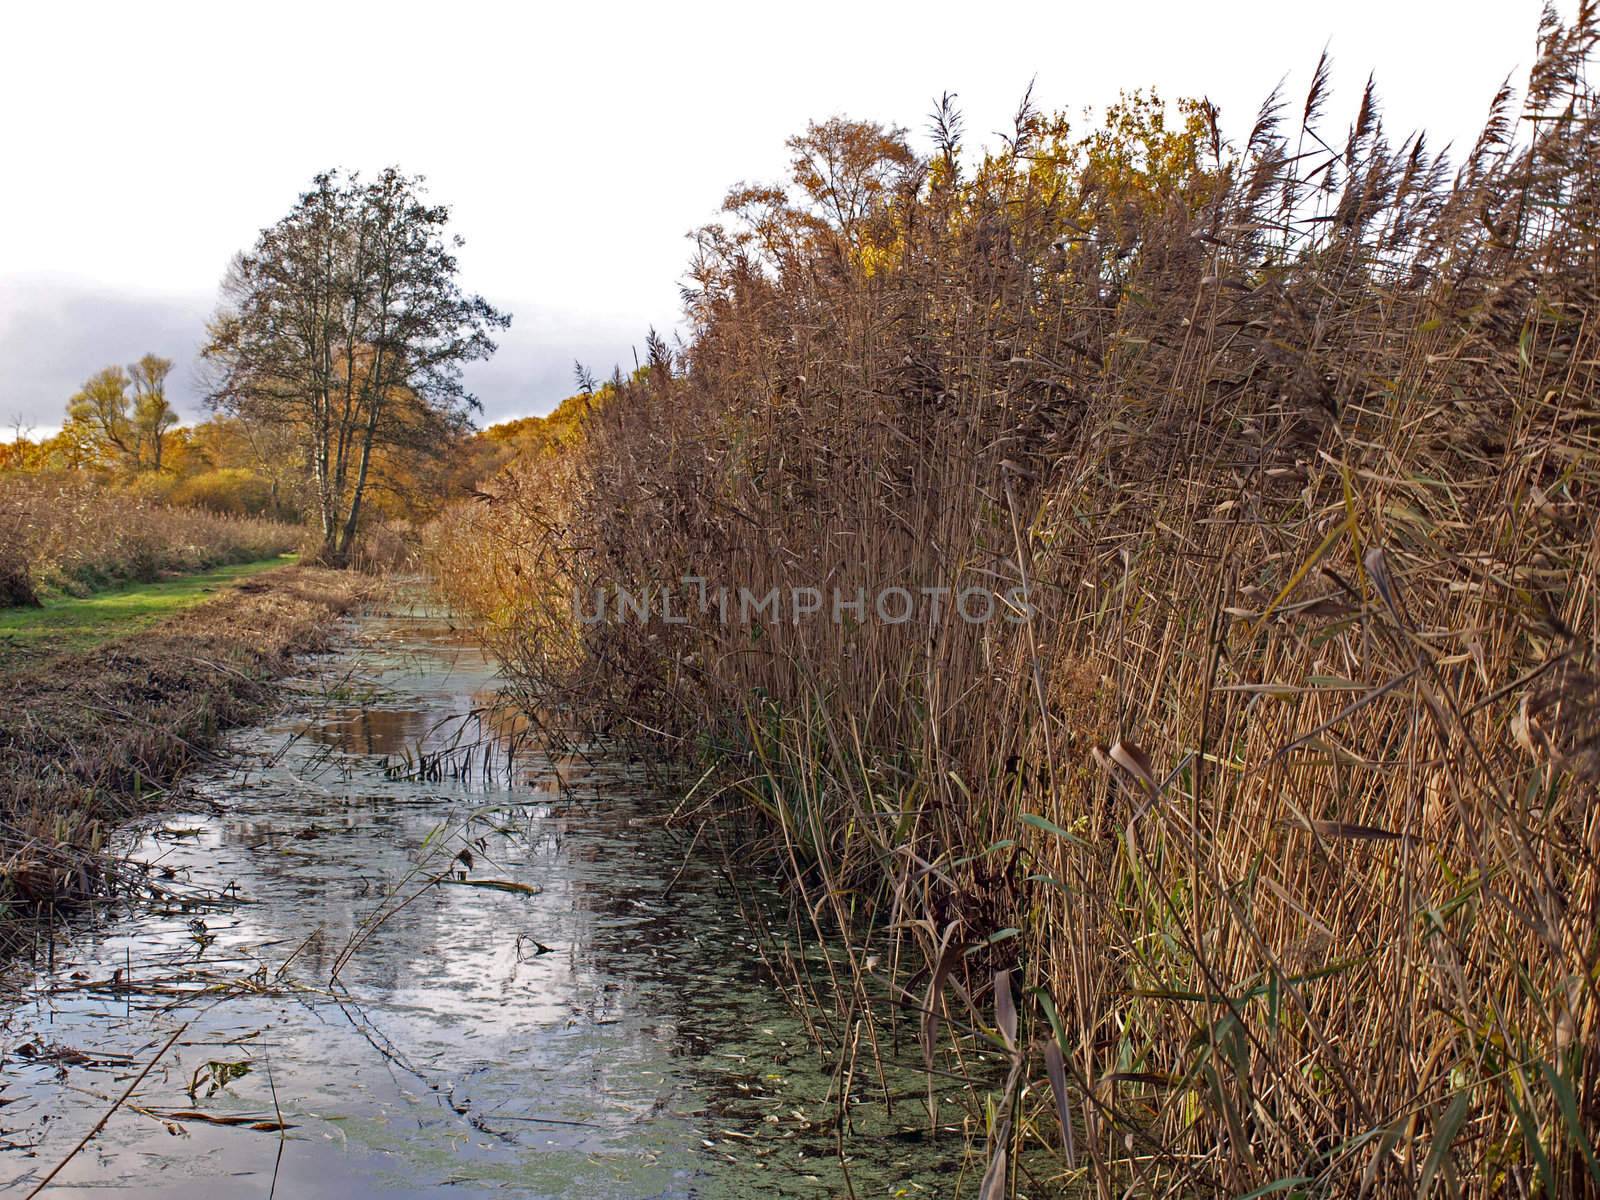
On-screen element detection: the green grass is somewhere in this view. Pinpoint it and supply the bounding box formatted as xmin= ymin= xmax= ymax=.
xmin=0 ymin=556 xmax=296 ymax=651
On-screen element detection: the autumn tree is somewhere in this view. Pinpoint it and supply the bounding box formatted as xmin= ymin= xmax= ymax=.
xmin=716 ymin=117 xmax=917 ymax=276
xmin=62 ymin=355 xmax=180 ymax=472
xmin=202 ymin=168 xmax=509 ymax=563
xmin=65 ymin=366 xmax=136 ymax=467
xmin=128 ymin=353 xmax=178 ymax=470
xmin=184 ymin=415 xmax=308 ymax=518
xmin=786 ymin=118 xmax=917 ymax=247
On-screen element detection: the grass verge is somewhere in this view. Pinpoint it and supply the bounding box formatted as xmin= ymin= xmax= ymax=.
xmin=0 ymin=555 xmax=297 ymax=651
xmin=0 ymin=564 xmax=372 ymax=950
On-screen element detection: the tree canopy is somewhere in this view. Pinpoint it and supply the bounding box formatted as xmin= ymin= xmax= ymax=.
xmin=202 ymin=168 xmax=509 ymax=562
xmin=62 ymin=354 xmax=178 ymax=472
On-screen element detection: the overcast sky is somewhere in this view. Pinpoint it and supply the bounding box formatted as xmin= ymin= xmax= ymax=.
xmin=0 ymin=0 xmax=1571 ymax=437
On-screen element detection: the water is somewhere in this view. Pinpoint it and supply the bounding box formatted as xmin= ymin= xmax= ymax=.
xmin=0 ymin=602 xmax=973 ymax=1196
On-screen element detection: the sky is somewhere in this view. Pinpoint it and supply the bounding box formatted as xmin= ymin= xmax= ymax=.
xmin=0 ymin=0 xmax=1573 ymax=438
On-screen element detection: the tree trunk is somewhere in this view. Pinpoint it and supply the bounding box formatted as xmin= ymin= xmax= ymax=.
xmin=335 ymin=398 xmax=384 ymax=564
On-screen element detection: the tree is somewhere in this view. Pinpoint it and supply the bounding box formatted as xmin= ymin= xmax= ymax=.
xmin=63 ymin=355 xmax=180 ymax=472
xmin=65 ymin=366 xmax=136 ymax=466
xmin=186 ymin=414 xmax=308 ymax=520
xmin=202 ymin=168 xmax=510 ymax=563
xmin=128 ymin=353 xmax=177 ymax=470
xmin=785 ymin=117 xmax=917 ymax=247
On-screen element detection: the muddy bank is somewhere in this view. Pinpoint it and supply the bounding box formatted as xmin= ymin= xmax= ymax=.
xmin=0 ymin=566 xmax=372 ymax=938
xmin=0 ymin=599 xmax=968 ymax=1197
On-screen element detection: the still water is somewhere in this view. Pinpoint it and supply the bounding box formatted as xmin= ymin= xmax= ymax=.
xmin=0 ymin=602 xmax=969 ymax=1196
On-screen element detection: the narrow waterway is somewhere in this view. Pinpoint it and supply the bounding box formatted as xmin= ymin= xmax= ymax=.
xmin=0 ymin=600 xmax=969 ymax=1197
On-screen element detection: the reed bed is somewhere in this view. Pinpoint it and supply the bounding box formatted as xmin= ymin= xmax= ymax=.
xmin=435 ymin=12 xmax=1600 ymax=1195
xmin=0 ymin=472 xmax=301 ymax=605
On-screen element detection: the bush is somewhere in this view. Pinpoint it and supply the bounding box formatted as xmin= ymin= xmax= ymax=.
xmin=0 ymin=553 xmax=39 ymax=608
xmin=168 ymin=468 xmax=282 ymax=518
xmin=0 ymin=490 xmax=42 ymax=607
xmin=121 ymin=471 xmax=177 ymax=506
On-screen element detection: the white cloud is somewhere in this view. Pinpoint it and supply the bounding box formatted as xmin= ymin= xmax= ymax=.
xmin=0 ymin=279 xmax=212 ymax=428
xmin=0 ymin=0 xmax=1572 ymax=426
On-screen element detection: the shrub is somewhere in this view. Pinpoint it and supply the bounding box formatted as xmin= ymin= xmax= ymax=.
xmin=168 ymin=467 xmax=282 ymax=518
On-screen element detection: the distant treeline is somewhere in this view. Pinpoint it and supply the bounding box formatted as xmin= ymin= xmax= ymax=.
xmin=5 ymin=356 xmax=307 ymax=522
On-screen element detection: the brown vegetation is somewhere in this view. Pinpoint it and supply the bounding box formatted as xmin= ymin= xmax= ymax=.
xmin=0 ymin=565 xmax=369 ymax=949
xmin=434 ymin=12 xmax=1600 ymax=1197
xmin=0 ymin=473 xmax=301 ymax=602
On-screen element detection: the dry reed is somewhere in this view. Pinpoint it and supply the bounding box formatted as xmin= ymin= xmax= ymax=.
xmin=0 ymin=472 xmax=301 ymax=602
xmin=436 ymin=12 xmax=1600 ymax=1195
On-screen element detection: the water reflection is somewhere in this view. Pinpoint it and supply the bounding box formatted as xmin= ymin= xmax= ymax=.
xmin=0 ymin=604 xmax=973 ymax=1197
xmin=301 ymin=706 xmax=435 ymax=755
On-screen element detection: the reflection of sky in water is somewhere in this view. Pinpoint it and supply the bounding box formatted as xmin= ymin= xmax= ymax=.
xmin=0 ymin=605 xmax=972 ymax=1197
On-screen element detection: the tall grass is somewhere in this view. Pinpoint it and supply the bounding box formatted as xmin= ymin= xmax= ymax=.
xmin=0 ymin=472 xmax=301 ymax=604
xmin=437 ymin=12 xmax=1600 ymax=1195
